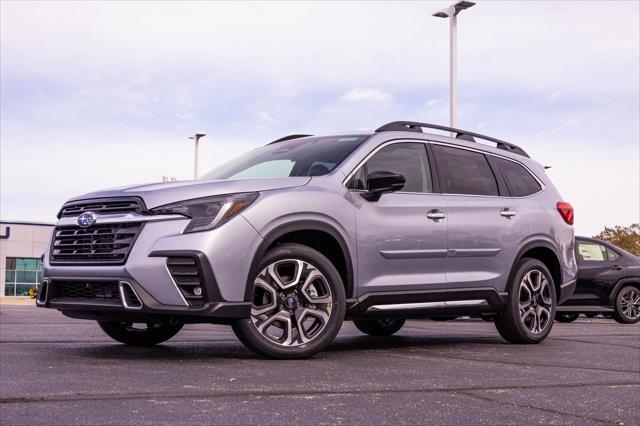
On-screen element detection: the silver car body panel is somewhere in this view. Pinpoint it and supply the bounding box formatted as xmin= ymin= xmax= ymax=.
xmin=42 ymin=129 xmax=577 ymax=316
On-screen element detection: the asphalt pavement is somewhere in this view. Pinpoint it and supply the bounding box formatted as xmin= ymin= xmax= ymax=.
xmin=1 ymin=305 xmax=638 ymax=425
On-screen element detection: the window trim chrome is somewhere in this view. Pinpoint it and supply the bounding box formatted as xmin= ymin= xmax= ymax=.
xmin=55 ymin=212 xmax=185 ymax=227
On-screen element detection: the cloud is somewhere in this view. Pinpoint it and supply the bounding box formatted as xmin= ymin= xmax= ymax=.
xmin=0 ymin=1 xmax=638 ymax=236
xmin=339 ymin=87 xmax=392 ymax=103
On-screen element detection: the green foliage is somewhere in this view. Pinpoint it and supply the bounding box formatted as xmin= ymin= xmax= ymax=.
xmin=593 ymin=223 xmax=640 ymax=256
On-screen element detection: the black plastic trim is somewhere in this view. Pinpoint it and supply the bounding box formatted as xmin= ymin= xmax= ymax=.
xmin=347 ymin=287 xmax=507 ymax=319
xmin=149 ymin=250 xmax=225 ymax=303
xmin=609 ymin=278 xmax=640 ymax=306
xmin=245 ymin=220 xmax=355 ymax=300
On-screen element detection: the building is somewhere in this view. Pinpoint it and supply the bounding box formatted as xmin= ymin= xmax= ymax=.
xmin=0 ymin=221 xmax=54 ymax=297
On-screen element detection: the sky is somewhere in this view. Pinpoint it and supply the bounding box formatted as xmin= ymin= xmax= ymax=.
xmin=1 ymin=0 xmax=639 ymax=236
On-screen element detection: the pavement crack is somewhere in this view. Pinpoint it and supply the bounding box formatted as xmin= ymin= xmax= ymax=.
xmin=457 ymin=390 xmax=619 ymax=425
xmin=1 ymin=381 xmax=638 ymax=405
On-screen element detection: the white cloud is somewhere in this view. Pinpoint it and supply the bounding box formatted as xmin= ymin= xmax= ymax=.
xmin=339 ymin=87 xmax=391 ymax=103
xmin=0 ymin=1 xmax=638 ymax=236
xmin=255 ymin=111 xmax=274 ymax=126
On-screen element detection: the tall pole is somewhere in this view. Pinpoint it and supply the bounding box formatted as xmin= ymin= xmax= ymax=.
xmin=189 ymin=133 xmax=206 ymax=180
xmin=433 ymin=2 xmax=475 ymax=130
xmin=450 ymin=13 xmax=457 ymax=128
xmin=194 ymin=138 xmax=199 ymax=179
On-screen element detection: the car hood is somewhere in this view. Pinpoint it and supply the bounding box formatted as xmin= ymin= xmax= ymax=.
xmin=67 ymin=177 xmax=311 ymax=209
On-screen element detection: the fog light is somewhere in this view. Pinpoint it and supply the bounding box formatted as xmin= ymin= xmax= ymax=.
xmin=193 ymin=287 xmax=202 ymax=296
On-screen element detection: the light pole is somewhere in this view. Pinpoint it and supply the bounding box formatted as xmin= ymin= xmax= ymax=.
xmin=433 ymin=1 xmax=475 ymax=129
xmin=189 ymin=133 xmax=206 ymax=179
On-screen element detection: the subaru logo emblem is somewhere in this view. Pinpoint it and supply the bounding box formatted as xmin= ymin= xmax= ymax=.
xmin=77 ymin=211 xmax=97 ymax=228
xmin=286 ymin=297 xmax=296 ymax=309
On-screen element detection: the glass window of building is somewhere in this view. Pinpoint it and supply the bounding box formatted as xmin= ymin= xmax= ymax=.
xmin=4 ymin=257 xmax=42 ymax=296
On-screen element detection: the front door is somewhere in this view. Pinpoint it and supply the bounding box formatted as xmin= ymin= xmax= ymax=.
xmin=349 ymin=142 xmax=448 ymax=296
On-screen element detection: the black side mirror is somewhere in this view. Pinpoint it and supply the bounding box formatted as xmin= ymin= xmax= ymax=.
xmin=361 ymin=170 xmax=406 ymax=201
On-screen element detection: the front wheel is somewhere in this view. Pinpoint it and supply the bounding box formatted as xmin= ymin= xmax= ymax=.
xmin=555 ymin=312 xmax=579 ymax=323
xmin=98 ymin=321 xmax=183 ymax=346
xmin=353 ymin=318 xmax=405 ymax=336
xmin=495 ymin=258 xmax=556 ymax=344
xmin=232 ymin=244 xmax=346 ymax=359
xmin=613 ymin=286 xmax=640 ymax=324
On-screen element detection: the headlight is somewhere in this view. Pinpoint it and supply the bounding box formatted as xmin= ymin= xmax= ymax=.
xmin=151 ymin=192 xmax=259 ymax=233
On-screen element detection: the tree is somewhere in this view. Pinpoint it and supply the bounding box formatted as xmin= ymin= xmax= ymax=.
xmin=593 ymin=223 xmax=640 ymax=256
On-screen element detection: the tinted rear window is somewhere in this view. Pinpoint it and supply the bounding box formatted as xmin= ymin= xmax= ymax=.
xmin=432 ymin=145 xmax=499 ymax=196
xmin=494 ymin=157 xmax=542 ymax=197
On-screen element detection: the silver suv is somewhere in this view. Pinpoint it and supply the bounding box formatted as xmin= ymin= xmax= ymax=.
xmin=38 ymin=121 xmax=577 ymax=358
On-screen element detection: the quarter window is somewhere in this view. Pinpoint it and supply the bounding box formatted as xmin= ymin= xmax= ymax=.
xmin=432 ymin=145 xmax=499 ymax=196
xmin=493 ymin=157 xmax=542 ymax=197
xmin=349 ymin=143 xmax=433 ymax=193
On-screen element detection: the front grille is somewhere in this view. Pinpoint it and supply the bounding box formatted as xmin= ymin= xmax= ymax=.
xmin=50 ymin=223 xmax=142 ymax=264
xmin=55 ymin=280 xmax=121 ymax=300
xmin=59 ymin=198 xmax=144 ymax=218
xmin=167 ymin=257 xmax=205 ymax=305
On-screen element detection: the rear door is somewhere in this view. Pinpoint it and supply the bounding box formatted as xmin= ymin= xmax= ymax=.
xmin=574 ymin=240 xmax=626 ymax=305
xmin=432 ymin=144 xmax=529 ymax=293
xmin=349 ymin=141 xmax=448 ymax=295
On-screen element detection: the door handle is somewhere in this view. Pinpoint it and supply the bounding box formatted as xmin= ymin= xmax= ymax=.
xmin=427 ymin=209 xmax=446 ymax=220
xmin=500 ymin=208 xmax=517 ymax=218
xmin=610 ymin=265 xmax=623 ymax=271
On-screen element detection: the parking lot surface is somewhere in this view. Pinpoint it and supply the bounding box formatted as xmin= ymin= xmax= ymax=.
xmin=1 ymin=305 xmax=638 ymax=425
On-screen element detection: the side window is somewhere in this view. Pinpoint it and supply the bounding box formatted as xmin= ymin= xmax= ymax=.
xmin=348 ymin=143 xmax=433 ymax=193
xmin=577 ymin=242 xmax=608 ymax=263
xmin=432 ymin=145 xmax=499 ymax=196
xmin=493 ymin=157 xmax=542 ymax=197
xmin=606 ymin=247 xmax=621 ymax=262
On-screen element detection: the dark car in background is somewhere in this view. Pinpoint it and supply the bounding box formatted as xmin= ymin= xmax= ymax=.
xmin=556 ymin=237 xmax=640 ymax=324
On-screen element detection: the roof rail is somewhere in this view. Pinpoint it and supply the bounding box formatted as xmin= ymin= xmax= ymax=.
xmin=375 ymin=121 xmax=529 ymax=158
xmin=268 ymin=134 xmax=313 ymax=145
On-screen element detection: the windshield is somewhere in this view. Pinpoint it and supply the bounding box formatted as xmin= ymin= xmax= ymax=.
xmin=200 ymin=135 xmax=369 ymax=180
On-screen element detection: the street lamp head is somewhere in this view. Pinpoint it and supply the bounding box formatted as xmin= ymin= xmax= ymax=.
xmin=189 ymin=133 xmax=207 ymax=141
xmin=432 ymin=1 xmax=475 ymax=18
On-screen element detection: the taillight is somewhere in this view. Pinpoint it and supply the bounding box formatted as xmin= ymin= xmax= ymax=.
xmin=556 ymin=202 xmax=574 ymax=225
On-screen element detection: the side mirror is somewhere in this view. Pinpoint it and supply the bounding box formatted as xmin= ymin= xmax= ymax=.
xmin=361 ymin=170 xmax=406 ymax=201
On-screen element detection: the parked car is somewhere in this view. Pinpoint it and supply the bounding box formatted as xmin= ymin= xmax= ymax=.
xmin=556 ymin=237 xmax=640 ymax=324
xmin=37 ymin=121 xmax=577 ymax=358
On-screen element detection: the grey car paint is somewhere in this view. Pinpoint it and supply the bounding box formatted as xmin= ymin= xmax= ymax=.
xmin=42 ymin=129 xmax=577 ymax=313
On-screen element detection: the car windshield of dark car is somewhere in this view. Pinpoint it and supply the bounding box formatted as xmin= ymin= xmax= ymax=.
xmin=200 ymin=136 xmax=369 ymax=180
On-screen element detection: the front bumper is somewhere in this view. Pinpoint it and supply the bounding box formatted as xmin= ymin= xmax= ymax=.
xmin=40 ymin=213 xmax=263 ymax=320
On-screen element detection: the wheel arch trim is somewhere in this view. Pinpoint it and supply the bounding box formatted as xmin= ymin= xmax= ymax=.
xmin=243 ymin=220 xmax=355 ymax=301
xmin=609 ymin=278 xmax=640 ymax=306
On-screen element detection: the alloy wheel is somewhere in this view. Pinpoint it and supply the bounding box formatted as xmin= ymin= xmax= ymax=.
xmin=620 ymin=288 xmax=640 ymax=320
xmin=250 ymin=259 xmax=333 ymax=347
xmin=519 ymin=269 xmax=553 ymax=334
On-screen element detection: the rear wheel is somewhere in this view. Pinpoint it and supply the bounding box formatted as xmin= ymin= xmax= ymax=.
xmin=98 ymin=321 xmax=183 ymax=346
xmin=555 ymin=312 xmax=579 ymax=323
xmin=495 ymin=258 xmax=556 ymax=344
xmin=353 ymin=318 xmax=405 ymax=336
xmin=613 ymin=286 xmax=640 ymax=324
xmin=232 ymin=244 xmax=346 ymax=359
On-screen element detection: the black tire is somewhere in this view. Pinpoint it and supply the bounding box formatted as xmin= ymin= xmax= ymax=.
xmin=613 ymin=285 xmax=640 ymax=324
xmin=232 ymin=243 xmax=346 ymax=359
xmin=353 ymin=318 xmax=405 ymax=336
xmin=495 ymin=258 xmax=557 ymax=344
xmin=555 ymin=312 xmax=579 ymax=323
xmin=97 ymin=321 xmax=183 ymax=346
